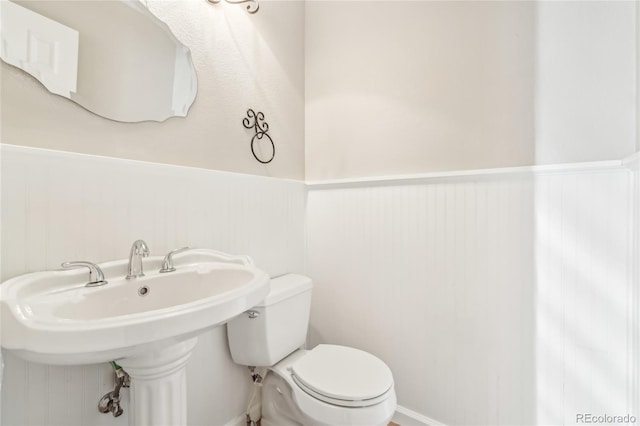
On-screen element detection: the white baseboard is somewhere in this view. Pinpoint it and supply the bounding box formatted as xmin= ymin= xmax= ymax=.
xmin=393 ymin=405 xmax=447 ymax=426
xmin=224 ymin=404 xmax=444 ymax=426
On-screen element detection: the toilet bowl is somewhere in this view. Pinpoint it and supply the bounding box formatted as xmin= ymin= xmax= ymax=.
xmin=226 ymin=274 xmax=397 ymax=426
xmin=261 ymin=345 xmax=396 ymax=426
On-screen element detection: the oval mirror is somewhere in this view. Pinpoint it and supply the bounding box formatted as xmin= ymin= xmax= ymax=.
xmin=0 ymin=0 xmax=197 ymax=122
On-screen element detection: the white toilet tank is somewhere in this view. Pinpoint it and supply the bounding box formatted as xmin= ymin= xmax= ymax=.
xmin=227 ymin=274 xmax=312 ymax=366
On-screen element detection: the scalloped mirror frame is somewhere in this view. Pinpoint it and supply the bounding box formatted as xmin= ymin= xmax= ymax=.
xmin=0 ymin=0 xmax=198 ymax=123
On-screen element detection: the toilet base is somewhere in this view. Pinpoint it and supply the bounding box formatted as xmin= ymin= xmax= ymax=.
xmin=261 ymin=373 xmax=309 ymax=426
xmin=260 ymin=349 xmax=396 ymax=426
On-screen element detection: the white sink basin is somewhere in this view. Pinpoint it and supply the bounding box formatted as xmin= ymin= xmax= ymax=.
xmin=0 ymin=249 xmax=270 ymax=365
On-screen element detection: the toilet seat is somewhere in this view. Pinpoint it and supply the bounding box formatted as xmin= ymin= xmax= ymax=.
xmin=290 ymin=344 xmax=394 ymax=408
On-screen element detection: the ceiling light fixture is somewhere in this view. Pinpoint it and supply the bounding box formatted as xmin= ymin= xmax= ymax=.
xmin=207 ymin=0 xmax=259 ymax=14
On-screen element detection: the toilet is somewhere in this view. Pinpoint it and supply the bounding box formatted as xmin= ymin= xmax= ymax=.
xmin=227 ymin=274 xmax=397 ymax=426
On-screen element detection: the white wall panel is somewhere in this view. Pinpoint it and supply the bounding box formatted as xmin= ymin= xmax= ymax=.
xmin=307 ymin=166 xmax=636 ymax=426
xmin=534 ymin=1 xmax=636 ymax=164
xmin=0 ymin=144 xmax=306 ymax=426
xmin=534 ymin=170 xmax=633 ymax=425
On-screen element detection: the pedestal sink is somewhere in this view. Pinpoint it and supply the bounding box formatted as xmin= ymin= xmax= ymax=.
xmin=0 ymin=249 xmax=270 ymax=425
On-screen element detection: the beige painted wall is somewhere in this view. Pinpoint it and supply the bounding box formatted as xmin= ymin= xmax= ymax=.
xmin=305 ymin=1 xmax=536 ymax=181
xmin=4 ymin=1 xmax=637 ymax=182
xmin=1 ymin=0 xmax=305 ymax=180
xmin=305 ymin=1 xmax=638 ymax=181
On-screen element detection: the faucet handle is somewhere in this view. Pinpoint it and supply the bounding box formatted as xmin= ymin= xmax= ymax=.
xmin=61 ymin=261 xmax=108 ymax=287
xmin=159 ymin=247 xmax=190 ymax=273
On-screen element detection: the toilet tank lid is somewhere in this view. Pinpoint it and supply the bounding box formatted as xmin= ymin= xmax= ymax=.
xmin=256 ymin=274 xmax=312 ymax=307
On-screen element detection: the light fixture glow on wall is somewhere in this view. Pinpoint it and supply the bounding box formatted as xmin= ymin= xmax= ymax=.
xmin=207 ymin=0 xmax=259 ymax=14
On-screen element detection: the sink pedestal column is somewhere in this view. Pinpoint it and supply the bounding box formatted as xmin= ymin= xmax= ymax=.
xmin=118 ymin=337 xmax=199 ymax=426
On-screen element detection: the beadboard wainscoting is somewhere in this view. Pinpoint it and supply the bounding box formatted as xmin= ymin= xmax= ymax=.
xmin=306 ymin=161 xmax=638 ymax=426
xmin=2 ymin=144 xmax=639 ymax=426
xmin=629 ymin=154 xmax=640 ymax=425
xmin=0 ymin=144 xmax=305 ymax=426
xmin=534 ymin=168 xmax=633 ymax=426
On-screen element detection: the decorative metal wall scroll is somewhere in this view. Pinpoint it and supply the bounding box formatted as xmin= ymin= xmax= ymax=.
xmin=243 ymin=109 xmax=275 ymax=164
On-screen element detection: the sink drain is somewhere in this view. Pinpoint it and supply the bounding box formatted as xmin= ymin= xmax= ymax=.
xmin=138 ymin=286 xmax=150 ymax=296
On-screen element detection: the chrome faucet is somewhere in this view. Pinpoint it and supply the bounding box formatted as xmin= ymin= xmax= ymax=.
xmin=126 ymin=240 xmax=150 ymax=279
